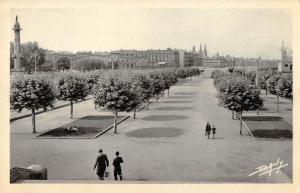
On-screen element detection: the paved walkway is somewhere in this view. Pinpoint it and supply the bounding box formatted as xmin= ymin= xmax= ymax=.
xmin=10 ymin=75 xmax=292 ymax=182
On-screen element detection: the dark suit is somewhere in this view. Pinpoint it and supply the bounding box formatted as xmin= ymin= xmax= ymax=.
xmin=94 ymin=153 xmax=109 ymax=180
xmin=113 ymin=156 xmax=123 ymax=180
xmin=205 ymin=123 xmax=211 ymax=138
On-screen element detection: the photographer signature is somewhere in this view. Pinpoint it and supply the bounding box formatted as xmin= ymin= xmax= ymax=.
xmin=249 ymin=158 xmax=288 ymax=177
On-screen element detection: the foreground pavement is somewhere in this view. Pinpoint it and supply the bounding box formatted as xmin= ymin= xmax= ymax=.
xmin=10 ymin=75 xmax=292 ymax=183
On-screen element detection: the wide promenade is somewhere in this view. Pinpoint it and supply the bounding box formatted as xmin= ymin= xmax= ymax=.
xmin=10 ymin=72 xmax=292 ymax=182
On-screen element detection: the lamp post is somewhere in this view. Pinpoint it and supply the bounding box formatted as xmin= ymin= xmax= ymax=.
xmin=30 ymin=52 xmax=40 ymax=75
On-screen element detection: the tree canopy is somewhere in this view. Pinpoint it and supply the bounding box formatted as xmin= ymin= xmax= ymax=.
xmin=10 ymin=42 xmax=46 ymax=73
xmin=56 ymin=57 xmax=71 ymax=71
xmin=10 ymin=78 xmax=56 ymax=133
xmin=57 ymin=74 xmax=89 ymax=118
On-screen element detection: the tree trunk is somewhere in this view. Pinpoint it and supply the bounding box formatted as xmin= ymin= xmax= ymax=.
xmin=232 ymin=111 xmax=234 ymax=119
xmin=256 ymin=109 xmax=259 ymax=115
xmin=32 ymin=108 xmax=36 ymax=133
xmin=168 ymin=89 xmax=169 ymax=96
xmin=114 ymin=110 xmax=118 ymax=134
xmin=265 ymin=89 xmax=267 ymax=95
xmin=277 ymin=95 xmax=279 ymax=111
xmin=162 ymin=91 xmax=164 ymax=98
xmin=133 ymin=108 xmax=136 ymax=119
xmin=70 ymin=101 xmax=73 ymax=119
xmin=239 ymin=110 xmax=243 ymax=135
xmin=156 ymin=95 xmax=159 ymax=102
xmin=147 ymin=99 xmax=149 ymax=110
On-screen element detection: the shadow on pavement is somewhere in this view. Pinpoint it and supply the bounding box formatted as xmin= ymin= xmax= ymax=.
xmin=167 ymin=96 xmax=194 ymax=99
xmin=142 ymin=115 xmax=188 ymax=121
xmin=125 ymin=127 xmax=184 ymax=138
xmin=161 ymin=101 xmax=193 ymax=104
xmin=153 ymin=106 xmax=194 ymax=111
xmin=173 ymin=92 xmax=196 ymax=95
xmin=210 ymin=137 xmax=225 ymax=139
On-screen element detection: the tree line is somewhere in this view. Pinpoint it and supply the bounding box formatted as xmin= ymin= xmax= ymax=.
xmin=212 ymin=68 xmax=292 ymax=135
xmin=211 ymin=70 xmax=263 ymax=135
xmin=10 ymin=68 xmax=202 ymax=133
xmin=231 ymin=68 xmax=292 ymax=99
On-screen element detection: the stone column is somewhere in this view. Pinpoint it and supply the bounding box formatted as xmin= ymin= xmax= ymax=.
xmin=11 ymin=15 xmax=25 ymax=75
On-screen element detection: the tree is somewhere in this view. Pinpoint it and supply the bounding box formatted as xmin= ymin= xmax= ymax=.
xmin=267 ymin=74 xmax=281 ymax=111
xmin=277 ymin=74 xmax=293 ymax=99
xmin=71 ymin=58 xmax=105 ymax=71
xmin=57 ymin=74 xmax=89 ymax=119
xmin=39 ymin=61 xmax=54 ymax=71
xmin=93 ymin=76 xmax=140 ymax=133
xmin=10 ymin=79 xmax=56 ymax=133
xmin=245 ymin=71 xmax=256 ymax=84
xmin=20 ymin=42 xmax=46 ymax=73
xmin=56 ymin=57 xmax=71 ymax=71
xmin=149 ymin=73 xmax=165 ymax=102
xmin=217 ymin=77 xmax=263 ymax=135
xmin=161 ymin=71 xmax=178 ymax=96
xmin=258 ymin=70 xmax=271 ymax=95
xmin=131 ymin=73 xmax=154 ymax=110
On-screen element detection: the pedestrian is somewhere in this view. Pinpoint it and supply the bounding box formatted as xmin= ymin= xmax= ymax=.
xmin=113 ymin=151 xmax=124 ymax=181
xmin=93 ymin=149 xmax=109 ymax=180
xmin=211 ymin=124 xmax=216 ymax=139
xmin=205 ymin=122 xmax=211 ymax=139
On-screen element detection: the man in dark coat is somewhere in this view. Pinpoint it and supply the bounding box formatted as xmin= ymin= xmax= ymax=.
xmin=205 ymin=122 xmax=211 ymax=139
xmin=93 ymin=149 xmax=109 ymax=180
xmin=212 ymin=124 xmax=216 ymax=139
xmin=113 ymin=151 xmax=124 ymax=181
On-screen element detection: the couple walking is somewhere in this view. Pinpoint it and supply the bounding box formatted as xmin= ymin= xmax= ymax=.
xmin=93 ymin=149 xmax=124 ymax=181
xmin=205 ymin=122 xmax=216 ymax=139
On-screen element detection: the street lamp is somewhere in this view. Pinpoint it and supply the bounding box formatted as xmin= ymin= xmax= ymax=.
xmin=30 ymin=52 xmax=40 ymax=75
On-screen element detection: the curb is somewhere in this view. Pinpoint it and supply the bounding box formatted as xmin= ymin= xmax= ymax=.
xmin=10 ymin=97 xmax=92 ymax=122
xmin=137 ymin=101 xmax=153 ymax=112
xmin=242 ymin=120 xmax=255 ymax=139
xmin=35 ymin=115 xmax=130 ymax=139
xmin=93 ymin=116 xmax=130 ymax=138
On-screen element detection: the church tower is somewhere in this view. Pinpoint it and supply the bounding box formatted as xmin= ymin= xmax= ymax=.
xmin=199 ymin=44 xmax=203 ymax=57
xmin=203 ymin=44 xmax=208 ymax=57
xmin=192 ymin=45 xmax=196 ymax=53
xmin=12 ymin=15 xmax=24 ymax=75
xmin=281 ymin=41 xmax=286 ymax=65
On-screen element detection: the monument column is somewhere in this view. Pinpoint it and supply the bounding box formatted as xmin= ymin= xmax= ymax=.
xmin=12 ymin=15 xmax=25 ymax=75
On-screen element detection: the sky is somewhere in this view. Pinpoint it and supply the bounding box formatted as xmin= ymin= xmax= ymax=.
xmin=11 ymin=8 xmax=292 ymax=60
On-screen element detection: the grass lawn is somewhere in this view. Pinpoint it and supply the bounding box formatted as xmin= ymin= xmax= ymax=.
xmin=37 ymin=115 xmax=125 ymax=138
xmin=243 ymin=116 xmax=292 ymax=139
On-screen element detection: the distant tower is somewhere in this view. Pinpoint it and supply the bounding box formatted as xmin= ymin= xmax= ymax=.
xmin=281 ymin=41 xmax=286 ymax=65
xmin=192 ymin=45 xmax=196 ymax=53
xmin=199 ymin=44 xmax=203 ymax=57
xmin=203 ymin=44 xmax=208 ymax=57
xmin=12 ymin=15 xmax=24 ymax=74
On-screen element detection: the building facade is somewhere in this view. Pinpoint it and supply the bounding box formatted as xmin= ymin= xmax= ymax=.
xmin=45 ymin=49 xmax=180 ymax=69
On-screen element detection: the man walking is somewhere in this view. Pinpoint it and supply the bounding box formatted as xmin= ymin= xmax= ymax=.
xmin=211 ymin=124 xmax=216 ymax=139
xmin=113 ymin=151 xmax=124 ymax=181
xmin=93 ymin=149 xmax=109 ymax=180
xmin=205 ymin=122 xmax=211 ymax=139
